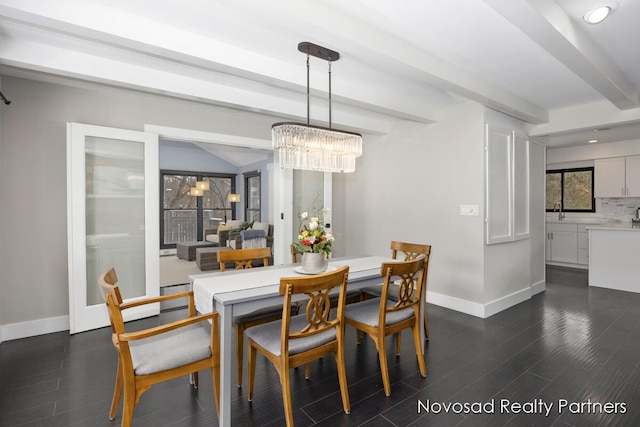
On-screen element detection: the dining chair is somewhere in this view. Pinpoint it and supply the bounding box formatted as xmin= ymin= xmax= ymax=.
xmin=345 ymin=256 xmax=427 ymax=396
xmin=290 ymin=243 xmax=303 ymax=263
xmin=290 ymin=243 xmax=361 ymax=307
xmin=245 ymin=266 xmax=351 ymax=427
xmin=217 ymin=247 xmax=272 ymax=271
xmin=360 ymin=241 xmax=432 ymax=338
xmin=98 ymin=268 xmax=220 ymax=426
xmin=217 ymin=246 xmax=299 ymax=387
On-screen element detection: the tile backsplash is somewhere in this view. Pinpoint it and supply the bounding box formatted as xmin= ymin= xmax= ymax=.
xmin=599 ymin=198 xmax=640 ymax=222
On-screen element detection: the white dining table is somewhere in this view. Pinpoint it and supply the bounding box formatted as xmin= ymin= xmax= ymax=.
xmin=190 ymin=255 xmax=422 ymax=427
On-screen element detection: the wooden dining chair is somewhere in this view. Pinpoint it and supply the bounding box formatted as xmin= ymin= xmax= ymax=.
xmin=360 ymin=241 xmax=432 ymax=338
xmin=217 ymin=247 xmax=272 ymax=271
xmin=345 ymin=256 xmax=427 ymax=396
xmin=98 ymin=268 xmax=220 ymax=426
xmin=245 ymin=266 xmax=351 ymax=427
xmin=216 ymin=246 xmax=298 ymax=387
xmin=290 ymin=243 xmax=303 ymax=263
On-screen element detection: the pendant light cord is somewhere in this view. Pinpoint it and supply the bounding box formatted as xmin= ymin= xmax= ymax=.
xmin=306 ymin=54 xmax=310 ymax=126
xmin=328 ymin=61 xmax=332 ymax=128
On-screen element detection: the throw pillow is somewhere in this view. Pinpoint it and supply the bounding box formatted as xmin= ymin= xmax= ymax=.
xmin=251 ymin=221 xmax=270 ymax=234
xmin=217 ymin=224 xmax=232 ymax=233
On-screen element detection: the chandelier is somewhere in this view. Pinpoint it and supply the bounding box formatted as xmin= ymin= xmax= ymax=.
xmin=272 ymin=42 xmax=362 ymax=173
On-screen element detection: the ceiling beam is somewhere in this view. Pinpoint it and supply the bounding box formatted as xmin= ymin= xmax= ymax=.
xmin=484 ymin=0 xmax=639 ymax=110
xmin=222 ymin=0 xmax=549 ymax=124
xmin=0 ymin=4 xmax=438 ymax=127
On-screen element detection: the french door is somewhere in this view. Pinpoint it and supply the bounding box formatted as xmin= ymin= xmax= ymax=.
xmin=67 ymin=123 xmax=159 ymax=334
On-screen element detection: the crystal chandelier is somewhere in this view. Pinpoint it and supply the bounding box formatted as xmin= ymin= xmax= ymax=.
xmin=272 ymin=42 xmax=362 ymax=173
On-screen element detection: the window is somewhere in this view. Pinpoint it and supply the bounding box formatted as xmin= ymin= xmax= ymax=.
xmin=546 ymin=167 xmax=595 ymax=212
xmin=161 ymin=170 xmax=236 ymax=248
xmin=244 ymin=171 xmax=261 ymax=222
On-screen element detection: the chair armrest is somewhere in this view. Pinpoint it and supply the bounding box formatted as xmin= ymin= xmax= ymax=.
xmin=120 ymin=291 xmax=195 ymax=310
xmin=218 ymin=229 xmax=230 ymax=246
xmin=204 ymin=229 xmax=217 ymax=237
xmin=119 ymin=312 xmax=219 ymax=342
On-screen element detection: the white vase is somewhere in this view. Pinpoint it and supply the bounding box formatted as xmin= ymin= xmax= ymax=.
xmin=301 ymin=252 xmax=328 ymax=274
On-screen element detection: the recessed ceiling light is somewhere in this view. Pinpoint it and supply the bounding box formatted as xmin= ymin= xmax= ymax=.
xmin=584 ymin=6 xmax=611 ymax=24
xmin=588 ymin=139 xmax=598 ymax=143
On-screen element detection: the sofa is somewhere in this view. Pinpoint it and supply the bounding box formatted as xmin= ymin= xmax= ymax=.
xmin=204 ymin=220 xmax=274 ymax=249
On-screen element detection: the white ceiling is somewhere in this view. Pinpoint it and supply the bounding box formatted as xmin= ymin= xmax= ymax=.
xmin=0 ymin=0 xmax=639 ymax=148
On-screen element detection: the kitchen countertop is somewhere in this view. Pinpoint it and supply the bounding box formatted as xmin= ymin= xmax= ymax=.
xmin=586 ymin=223 xmax=640 ymax=231
xmin=546 ymin=219 xmax=609 ymax=224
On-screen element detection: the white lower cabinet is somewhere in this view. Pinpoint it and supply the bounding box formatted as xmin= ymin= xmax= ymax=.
xmin=546 ymin=222 xmax=600 ymax=267
xmin=547 ymin=223 xmax=578 ymax=264
xmin=577 ymin=225 xmax=590 ymax=265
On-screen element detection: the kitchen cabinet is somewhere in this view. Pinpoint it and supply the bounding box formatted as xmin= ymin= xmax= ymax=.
xmin=589 ymin=225 xmax=640 ymax=293
xmin=577 ymin=224 xmax=590 ymax=265
xmin=594 ymin=156 xmax=640 ymax=197
xmin=546 ymin=223 xmax=578 ymax=264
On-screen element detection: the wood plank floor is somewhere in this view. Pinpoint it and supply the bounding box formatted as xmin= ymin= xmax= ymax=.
xmin=2 ymin=266 xmax=640 ymax=426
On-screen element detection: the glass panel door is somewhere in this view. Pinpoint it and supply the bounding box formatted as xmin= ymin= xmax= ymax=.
xmin=68 ymin=123 xmax=159 ymax=333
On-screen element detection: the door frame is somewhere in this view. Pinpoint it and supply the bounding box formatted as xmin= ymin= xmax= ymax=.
xmin=145 ymin=125 xmax=332 ymax=265
xmin=67 ymin=123 xmax=160 ymax=333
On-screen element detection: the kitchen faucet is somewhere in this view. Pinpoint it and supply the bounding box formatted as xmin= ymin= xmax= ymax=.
xmin=553 ymin=202 xmax=565 ymax=220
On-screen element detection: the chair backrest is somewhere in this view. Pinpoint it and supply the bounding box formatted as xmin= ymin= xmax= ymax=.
xmin=379 ymin=256 xmax=426 ymax=323
xmin=290 ymin=244 xmax=303 ymax=264
xmin=98 ymin=268 xmax=126 ymax=336
xmin=390 ymin=241 xmax=432 ymax=295
xmin=217 ymin=247 xmax=271 ymax=271
xmin=278 ymin=266 xmax=350 ymax=356
xmin=390 ymin=241 xmax=431 ymax=261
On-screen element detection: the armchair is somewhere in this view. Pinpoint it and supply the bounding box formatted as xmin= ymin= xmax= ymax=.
xmin=227 ymin=222 xmax=274 ymax=249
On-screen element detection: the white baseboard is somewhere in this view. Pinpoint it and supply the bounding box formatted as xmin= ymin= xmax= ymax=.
xmin=531 ymin=279 xmax=546 ymax=295
xmin=426 ymin=290 xmax=485 ymax=318
xmin=1 ymin=315 xmax=69 ymax=341
xmin=428 ymin=283 xmax=545 ymax=319
xmin=484 ymin=287 xmax=531 ymax=318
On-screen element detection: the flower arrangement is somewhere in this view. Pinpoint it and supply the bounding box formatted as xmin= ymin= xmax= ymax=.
xmin=292 ymin=208 xmax=334 ymax=258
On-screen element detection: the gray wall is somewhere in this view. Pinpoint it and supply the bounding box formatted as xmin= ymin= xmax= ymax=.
xmin=0 ymin=75 xmax=546 ymax=338
xmin=0 ymin=76 xmax=277 ymax=332
xmin=335 ymin=102 xmax=487 ymax=306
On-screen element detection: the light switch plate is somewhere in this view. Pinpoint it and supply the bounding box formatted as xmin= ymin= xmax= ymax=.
xmin=460 ymin=204 xmax=479 ymax=216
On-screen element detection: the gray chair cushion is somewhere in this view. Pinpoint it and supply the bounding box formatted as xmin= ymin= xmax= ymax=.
xmin=345 ymin=298 xmax=414 ymax=327
xmin=245 ymin=314 xmax=336 ymax=357
xmin=129 ymin=324 xmax=212 ymax=375
xmin=235 ymin=304 xmax=298 ymax=324
xmin=360 ymin=283 xmax=401 ymax=301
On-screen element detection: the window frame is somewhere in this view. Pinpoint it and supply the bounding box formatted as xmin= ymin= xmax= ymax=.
xmin=545 ymin=166 xmax=595 ymax=213
xmin=244 ymin=170 xmax=261 ymax=222
xmin=160 ymin=169 xmax=236 ymax=249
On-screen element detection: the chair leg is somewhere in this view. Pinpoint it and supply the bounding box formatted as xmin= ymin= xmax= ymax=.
xmin=247 ymin=341 xmax=257 ymax=401
xmin=356 ymin=330 xmax=363 ymax=344
xmin=109 ymin=358 xmax=122 ymax=420
xmin=412 ymin=323 xmax=427 ymax=378
xmin=280 ymin=368 xmax=294 ymax=427
xmin=376 ymin=335 xmax=391 ymax=397
xmin=424 ymin=310 xmax=430 ymax=340
xmin=191 ymin=371 xmax=199 ymax=388
xmin=212 ymin=365 xmax=220 ymax=417
xmin=121 ymin=383 xmax=135 ymax=427
xmin=335 ymin=339 xmax=351 ymax=414
xmin=305 ymin=363 xmax=311 ymax=379
xmin=236 ymin=323 xmax=245 ymax=387
xmin=395 ymin=332 xmax=401 ymax=356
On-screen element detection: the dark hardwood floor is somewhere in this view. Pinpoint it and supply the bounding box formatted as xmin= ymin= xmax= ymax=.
xmin=2 ymin=266 xmax=640 ymax=426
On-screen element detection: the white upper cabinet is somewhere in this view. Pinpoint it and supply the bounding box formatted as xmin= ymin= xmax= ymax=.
xmin=625 ymin=156 xmax=640 ymax=196
xmin=594 ymin=156 xmax=640 ymax=197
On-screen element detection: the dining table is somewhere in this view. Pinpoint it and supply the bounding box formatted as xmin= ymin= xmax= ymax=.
xmin=190 ymin=255 xmax=425 ymax=427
